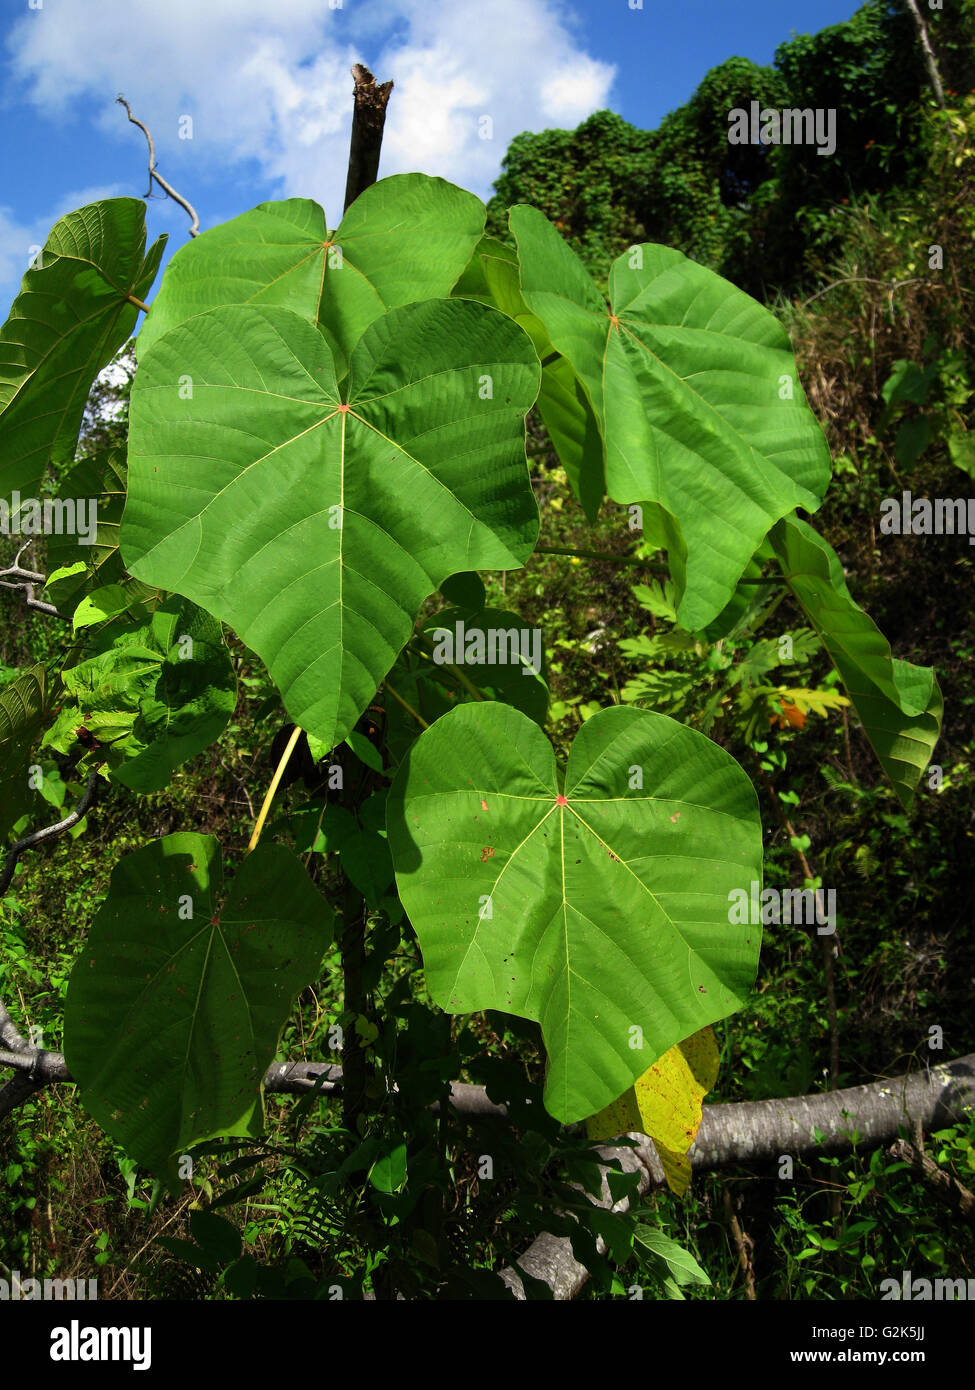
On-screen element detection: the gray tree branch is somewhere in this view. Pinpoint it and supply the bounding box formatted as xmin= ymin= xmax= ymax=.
xmin=903 ymin=0 xmax=946 ymax=108
xmin=0 ymin=767 xmax=100 ymax=896
xmin=116 ymin=96 xmax=200 ymax=236
xmin=500 ymin=1053 xmax=975 ymax=1299
xmin=0 ymin=543 xmax=68 ymax=619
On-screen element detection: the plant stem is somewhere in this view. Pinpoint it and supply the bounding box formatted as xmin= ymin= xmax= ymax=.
xmin=340 ymin=882 xmax=368 ymax=1133
xmin=414 ymin=635 xmax=490 ymax=702
xmin=533 ymin=544 xmax=668 ymax=574
xmin=247 ymin=725 xmax=302 ymax=853
xmin=382 ymin=680 xmax=429 ymax=728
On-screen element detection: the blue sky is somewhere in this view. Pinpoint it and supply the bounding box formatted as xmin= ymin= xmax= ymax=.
xmin=0 ymin=0 xmax=864 ymax=313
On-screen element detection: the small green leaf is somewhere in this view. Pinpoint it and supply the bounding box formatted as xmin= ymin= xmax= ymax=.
xmin=633 ymin=1226 xmax=711 ymax=1286
xmin=345 ymin=731 xmax=384 ymax=775
xmin=72 ymin=584 xmax=132 ymax=631
xmin=369 ymin=1142 xmax=408 ymax=1194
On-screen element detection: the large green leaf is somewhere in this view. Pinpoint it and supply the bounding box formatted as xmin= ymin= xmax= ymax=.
xmin=136 ymin=174 xmax=485 ymax=372
xmin=0 ymin=200 xmax=166 ymax=499
xmin=63 ymin=834 xmax=332 ymax=1173
xmin=508 ymin=206 xmax=831 ymax=627
xmin=121 ymin=298 xmax=539 ymax=748
xmin=387 ymin=702 xmax=763 ymax=1123
xmin=0 ymin=664 xmax=53 ymax=840
xmin=770 ymin=514 xmax=941 ymax=808
xmin=43 ymin=593 xmax=236 ymax=792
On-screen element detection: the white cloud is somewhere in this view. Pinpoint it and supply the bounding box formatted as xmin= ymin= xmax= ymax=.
xmin=4 ymin=0 xmax=614 ymax=220
xmin=375 ymin=0 xmax=615 ymax=192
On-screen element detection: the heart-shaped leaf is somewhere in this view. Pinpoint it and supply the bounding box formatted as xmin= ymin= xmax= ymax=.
xmin=121 ymin=298 xmax=539 ymax=748
xmin=771 ymin=514 xmax=942 ymax=808
xmin=44 ymin=594 xmax=236 ymax=792
xmin=136 ymin=173 xmax=485 ymax=372
xmin=369 ymin=1142 xmax=408 ymax=1194
xmin=508 ymin=206 xmax=831 ymax=628
xmin=63 ymin=834 xmax=332 ymax=1173
xmin=387 ymin=702 xmax=762 ymax=1123
xmin=0 ymin=200 xmax=165 ymax=498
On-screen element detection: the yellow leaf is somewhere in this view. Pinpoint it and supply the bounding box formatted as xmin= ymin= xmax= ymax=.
xmin=585 ymin=1026 xmax=719 ymax=1196
xmin=654 ymin=1143 xmax=692 ymax=1197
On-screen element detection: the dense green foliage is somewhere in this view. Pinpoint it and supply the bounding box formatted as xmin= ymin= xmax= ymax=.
xmin=488 ymin=0 xmax=975 ymax=296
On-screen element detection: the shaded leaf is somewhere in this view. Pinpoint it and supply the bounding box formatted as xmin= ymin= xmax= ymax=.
xmin=45 ymin=448 xmax=127 ymax=614
xmin=63 ymin=834 xmax=332 ymax=1173
xmin=422 ymin=605 xmax=549 ymax=726
xmin=0 ymin=664 xmax=53 ymax=841
xmin=771 ymin=514 xmax=941 ymax=808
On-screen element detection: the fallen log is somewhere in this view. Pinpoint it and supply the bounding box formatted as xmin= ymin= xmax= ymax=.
xmin=500 ymin=1053 xmax=975 ymax=1299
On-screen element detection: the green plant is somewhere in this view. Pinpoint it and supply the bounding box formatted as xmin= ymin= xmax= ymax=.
xmin=0 ymin=145 xmax=945 ymax=1299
